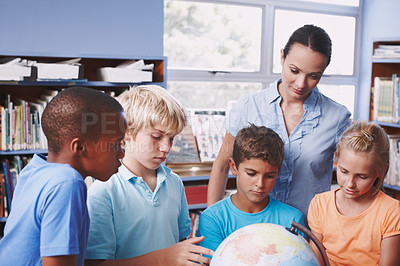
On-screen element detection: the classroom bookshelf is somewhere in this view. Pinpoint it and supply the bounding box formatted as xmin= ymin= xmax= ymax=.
xmin=370 ymin=39 xmax=400 ymax=200
xmin=0 ymin=54 xmax=167 ymax=235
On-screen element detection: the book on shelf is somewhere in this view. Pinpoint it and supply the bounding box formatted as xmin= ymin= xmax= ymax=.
xmin=373 ymin=44 xmax=400 ymax=59
xmin=394 ymin=74 xmax=400 ymax=123
xmin=6 ymin=95 xmax=13 ymax=151
xmin=184 ymin=185 xmax=208 ymax=206
xmin=0 ymin=173 xmax=5 ymax=217
xmin=385 ymin=135 xmax=400 ymax=187
xmin=29 ymin=100 xmax=47 ymax=150
xmin=0 ymin=90 xmax=61 ymax=151
xmin=0 ymin=155 xmax=32 ymax=217
xmin=43 ymin=89 xmax=59 ymax=98
xmin=13 ymin=155 xmax=22 ymax=174
xmin=13 ymin=99 xmax=28 ymax=150
xmin=2 ymin=159 xmax=13 ymax=212
xmin=372 ymin=75 xmax=400 ymax=123
xmin=189 ymin=210 xmax=202 ymax=238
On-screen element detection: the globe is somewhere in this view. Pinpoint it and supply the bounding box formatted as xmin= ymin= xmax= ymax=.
xmin=210 ymin=223 xmax=320 ymax=266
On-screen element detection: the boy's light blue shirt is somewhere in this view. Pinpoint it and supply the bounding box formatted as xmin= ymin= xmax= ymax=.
xmin=86 ymin=163 xmax=191 ymax=260
xmin=199 ymin=195 xmax=305 ymax=252
xmin=226 ymin=79 xmax=351 ymax=218
xmin=0 ymin=154 xmax=89 ymax=266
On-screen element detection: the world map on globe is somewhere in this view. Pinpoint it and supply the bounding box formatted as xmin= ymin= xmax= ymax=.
xmin=210 ymin=223 xmax=320 ymax=266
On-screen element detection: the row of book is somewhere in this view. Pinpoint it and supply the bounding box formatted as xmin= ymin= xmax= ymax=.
xmin=0 ymin=156 xmax=31 ymax=217
xmin=0 ymin=89 xmax=122 ymax=152
xmin=385 ymin=135 xmax=400 ymax=187
xmin=188 ymin=210 xmax=202 ymax=238
xmin=0 ymin=90 xmax=59 ymax=151
xmin=373 ymin=44 xmax=400 ymax=59
xmin=372 ymin=74 xmax=400 ymax=123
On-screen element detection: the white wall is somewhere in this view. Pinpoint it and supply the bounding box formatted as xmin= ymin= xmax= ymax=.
xmin=0 ymin=0 xmax=164 ymax=58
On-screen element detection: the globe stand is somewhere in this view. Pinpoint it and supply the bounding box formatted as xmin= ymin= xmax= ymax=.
xmin=286 ymin=221 xmax=330 ymax=266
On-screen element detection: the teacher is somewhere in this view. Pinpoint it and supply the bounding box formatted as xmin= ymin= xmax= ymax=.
xmin=207 ymin=24 xmax=351 ymax=219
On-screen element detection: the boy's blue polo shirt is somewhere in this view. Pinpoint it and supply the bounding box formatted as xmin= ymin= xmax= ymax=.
xmin=199 ymin=195 xmax=305 ymax=252
xmin=86 ymin=163 xmax=191 ymax=260
xmin=0 ymin=154 xmax=89 ymax=265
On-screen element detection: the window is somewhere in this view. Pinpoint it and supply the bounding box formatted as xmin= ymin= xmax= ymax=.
xmin=167 ymin=81 xmax=263 ymax=109
xmin=164 ymin=0 xmax=361 ymax=116
xmin=273 ymin=9 xmax=356 ymax=76
xmin=298 ymin=0 xmax=359 ymax=7
xmin=164 ymin=1 xmax=262 ymax=72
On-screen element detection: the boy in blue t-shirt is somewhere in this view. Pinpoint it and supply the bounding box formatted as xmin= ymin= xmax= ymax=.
xmin=200 ymin=124 xmax=305 ymax=252
xmin=0 ymin=87 xmax=127 ymax=265
xmin=85 ymin=85 xmax=213 ymax=266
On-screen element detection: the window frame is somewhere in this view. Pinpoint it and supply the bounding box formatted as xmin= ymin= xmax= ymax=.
xmin=165 ymin=0 xmax=362 ymax=116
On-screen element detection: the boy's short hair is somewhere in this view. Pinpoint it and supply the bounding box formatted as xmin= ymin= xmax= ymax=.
xmin=41 ymin=87 xmax=124 ymax=154
xmin=232 ymin=124 xmax=284 ymax=169
xmin=116 ymin=85 xmax=186 ymax=138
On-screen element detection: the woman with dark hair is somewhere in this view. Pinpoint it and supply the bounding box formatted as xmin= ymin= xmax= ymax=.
xmin=207 ymin=24 xmax=351 ymax=220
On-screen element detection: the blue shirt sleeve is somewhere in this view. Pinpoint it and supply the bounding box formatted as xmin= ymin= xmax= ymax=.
xmin=199 ymin=209 xmax=225 ymax=253
xmin=40 ymin=178 xmax=87 ymax=257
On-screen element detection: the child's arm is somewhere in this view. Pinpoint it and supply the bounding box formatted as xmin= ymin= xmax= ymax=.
xmin=207 ymin=133 xmax=234 ymax=206
xmin=84 ymin=236 xmax=213 ymax=266
xmin=379 ymin=235 xmax=400 ymax=266
xmin=42 ymin=255 xmax=78 ymax=266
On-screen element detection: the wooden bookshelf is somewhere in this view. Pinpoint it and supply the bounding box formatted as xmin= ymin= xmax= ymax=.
xmin=0 ymin=54 xmax=166 ymax=102
xmin=0 ymin=54 xmax=167 ymax=224
xmin=370 ymin=39 xmax=400 ymax=200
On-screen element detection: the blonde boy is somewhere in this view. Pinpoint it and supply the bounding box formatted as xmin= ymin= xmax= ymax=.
xmin=85 ymin=85 xmax=213 ymax=265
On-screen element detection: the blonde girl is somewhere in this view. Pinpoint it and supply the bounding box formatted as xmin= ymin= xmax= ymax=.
xmin=308 ymin=121 xmax=400 ymax=265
